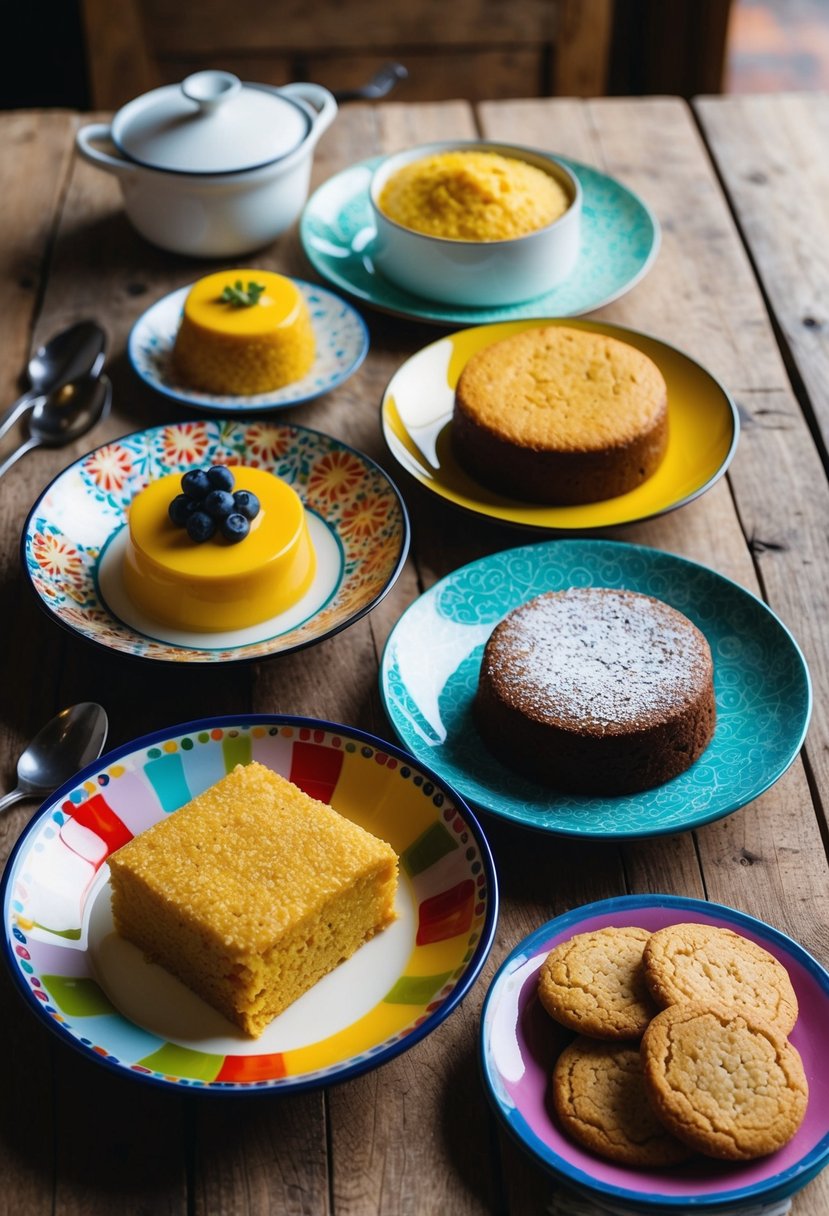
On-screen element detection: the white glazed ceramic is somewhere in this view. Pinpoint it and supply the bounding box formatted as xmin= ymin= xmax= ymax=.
xmin=368 ymin=141 xmax=582 ymax=306
xmin=76 ymin=72 xmax=337 ymax=257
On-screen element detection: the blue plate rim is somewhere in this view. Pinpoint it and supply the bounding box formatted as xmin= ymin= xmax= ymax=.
xmin=479 ymin=893 xmax=829 ymax=1210
xmin=1 ymin=712 xmax=500 ymax=1096
xmin=299 ymin=153 xmax=661 ymax=326
xmin=126 ymin=278 xmax=370 ymax=412
xmin=379 ymin=538 xmax=812 ymax=839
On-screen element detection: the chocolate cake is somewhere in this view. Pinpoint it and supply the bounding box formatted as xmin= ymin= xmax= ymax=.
xmin=474 ymin=588 xmax=716 ymax=793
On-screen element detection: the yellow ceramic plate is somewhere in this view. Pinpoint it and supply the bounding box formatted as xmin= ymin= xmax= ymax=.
xmin=380 ymin=318 xmax=739 ymax=530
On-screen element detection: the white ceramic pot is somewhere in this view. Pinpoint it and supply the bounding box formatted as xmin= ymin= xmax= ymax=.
xmin=76 ymin=72 xmax=337 ymax=258
xmin=369 ymin=141 xmax=582 ymax=307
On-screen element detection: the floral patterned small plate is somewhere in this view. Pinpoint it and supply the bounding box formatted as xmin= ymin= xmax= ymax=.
xmin=128 ymin=280 xmax=369 ymax=412
xmin=1 ymin=714 xmax=498 ymax=1092
xmin=380 ymin=539 xmax=811 ymax=838
xmin=23 ymin=420 xmax=409 ymax=664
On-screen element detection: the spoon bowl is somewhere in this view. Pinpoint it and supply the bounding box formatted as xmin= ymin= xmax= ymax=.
xmin=0 ymin=373 xmax=112 ymax=479
xmin=0 ymin=321 xmax=107 ymax=443
xmin=0 ymin=703 xmax=109 ymax=814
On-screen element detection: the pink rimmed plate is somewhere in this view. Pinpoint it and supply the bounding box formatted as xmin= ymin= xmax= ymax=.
xmin=2 ymin=714 xmax=497 ymax=1092
xmin=481 ymin=894 xmax=829 ymax=1212
xmin=21 ymin=419 xmax=409 ymax=664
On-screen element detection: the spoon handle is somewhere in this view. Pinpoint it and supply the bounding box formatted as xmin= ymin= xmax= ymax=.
xmin=0 ymin=393 xmax=35 ymax=443
xmin=0 ymin=437 xmax=40 ymax=480
xmin=0 ymin=787 xmax=25 ymax=813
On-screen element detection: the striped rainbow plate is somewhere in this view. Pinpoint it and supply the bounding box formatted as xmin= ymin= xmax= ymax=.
xmin=1 ymin=715 xmax=497 ymax=1092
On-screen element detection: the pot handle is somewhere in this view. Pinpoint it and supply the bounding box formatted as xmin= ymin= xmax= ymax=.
xmin=76 ymin=124 xmax=136 ymax=176
xmin=279 ymin=83 xmax=338 ymax=145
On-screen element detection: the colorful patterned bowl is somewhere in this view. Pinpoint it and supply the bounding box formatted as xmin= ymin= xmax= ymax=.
xmin=481 ymin=895 xmax=829 ymax=1213
xmin=1 ymin=715 xmax=497 ymax=1093
xmin=22 ymin=419 xmax=409 ymax=664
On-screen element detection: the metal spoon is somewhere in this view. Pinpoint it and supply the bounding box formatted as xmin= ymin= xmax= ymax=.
xmin=0 ymin=321 xmax=107 ymax=444
xmin=334 ymin=63 xmax=408 ymax=103
xmin=0 ymin=703 xmax=109 ymax=814
xmin=0 ymin=373 xmax=112 ymax=480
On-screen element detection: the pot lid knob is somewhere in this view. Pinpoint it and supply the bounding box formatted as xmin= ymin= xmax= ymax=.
xmin=181 ymin=71 xmax=242 ymax=114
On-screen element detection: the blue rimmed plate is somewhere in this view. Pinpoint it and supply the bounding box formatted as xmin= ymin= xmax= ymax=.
xmin=22 ymin=419 xmax=409 ymax=664
xmin=300 ymin=155 xmax=659 ymax=324
xmin=128 ymin=279 xmax=369 ymax=412
xmin=380 ymin=539 xmax=811 ymax=838
xmin=481 ymin=894 xmax=829 ymax=1212
xmin=1 ymin=714 xmax=498 ymax=1093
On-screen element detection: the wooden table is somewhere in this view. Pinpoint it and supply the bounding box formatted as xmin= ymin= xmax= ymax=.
xmin=0 ymin=93 xmax=827 ymax=1215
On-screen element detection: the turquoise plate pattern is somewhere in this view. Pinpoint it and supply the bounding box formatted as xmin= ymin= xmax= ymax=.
xmin=128 ymin=279 xmax=369 ymax=413
xmin=300 ymin=156 xmax=659 ymax=325
xmin=380 ymin=540 xmax=812 ymax=838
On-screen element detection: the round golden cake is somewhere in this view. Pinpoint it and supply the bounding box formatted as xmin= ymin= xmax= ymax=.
xmin=123 ymin=466 xmax=316 ymax=632
xmin=172 ymin=269 xmax=315 ymax=396
xmin=474 ymin=588 xmax=716 ymax=793
xmin=452 ymin=326 xmax=668 ymax=504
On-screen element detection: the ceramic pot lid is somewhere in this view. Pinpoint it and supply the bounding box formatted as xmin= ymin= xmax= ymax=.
xmin=110 ymin=71 xmax=311 ymax=174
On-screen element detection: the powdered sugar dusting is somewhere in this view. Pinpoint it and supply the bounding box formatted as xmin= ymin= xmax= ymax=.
xmin=484 ymin=589 xmax=711 ymax=730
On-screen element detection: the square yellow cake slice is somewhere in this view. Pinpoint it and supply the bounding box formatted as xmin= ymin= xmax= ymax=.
xmin=108 ymin=761 xmax=399 ymax=1037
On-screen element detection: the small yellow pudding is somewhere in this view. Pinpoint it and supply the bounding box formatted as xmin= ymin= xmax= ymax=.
xmin=123 ymin=467 xmax=316 ymax=632
xmin=173 ymin=270 xmax=315 ymax=395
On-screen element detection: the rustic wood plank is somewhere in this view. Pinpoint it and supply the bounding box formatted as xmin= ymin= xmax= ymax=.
xmin=81 ymin=0 xmax=159 ymax=109
xmin=552 ymin=0 xmax=614 ymax=95
xmin=141 ymin=0 xmax=556 ymax=55
xmin=0 ymin=112 xmax=79 ymax=1216
xmin=475 ymin=94 xmax=829 ymax=1214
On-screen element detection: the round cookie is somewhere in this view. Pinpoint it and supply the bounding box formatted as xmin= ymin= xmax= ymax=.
xmin=474 ymin=588 xmax=717 ymax=794
xmin=643 ymin=923 xmax=799 ymax=1035
xmin=537 ymin=927 xmax=658 ymax=1039
xmin=553 ymin=1036 xmax=693 ymax=1167
xmin=451 ymin=325 xmax=668 ymax=505
xmin=641 ymin=1002 xmax=809 ymax=1161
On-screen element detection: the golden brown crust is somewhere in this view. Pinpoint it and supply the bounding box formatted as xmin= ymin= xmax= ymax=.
xmin=643 ymin=923 xmax=799 ymax=1034
xmin=640 ymin=1002 xmax=808 ymax=1160
xmin=451 ymin=325 xmax=668 ymax=505
xmin=553 ymin=1037 xmax=694 ymax=1167
xmin=537 ymin=927 xmax=658 ymax=1039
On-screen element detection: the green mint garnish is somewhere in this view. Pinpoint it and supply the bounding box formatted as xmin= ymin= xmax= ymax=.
xmin=219 ymin=280 xmax=266 ymax=308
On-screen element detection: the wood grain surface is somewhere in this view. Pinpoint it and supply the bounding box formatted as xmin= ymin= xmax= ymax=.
xmin=0 ymin=94 xmax=826 ymax=1215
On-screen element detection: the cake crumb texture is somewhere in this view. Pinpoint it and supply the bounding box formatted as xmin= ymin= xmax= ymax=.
xmin=108 ymin=762 xmax=399 ymax=1036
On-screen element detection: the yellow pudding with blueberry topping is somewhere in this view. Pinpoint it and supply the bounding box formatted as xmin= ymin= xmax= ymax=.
xmin=173 ymin=270 xmax=315 ymax=395
xmin=123 ymin=467 xmax=316 ymax=632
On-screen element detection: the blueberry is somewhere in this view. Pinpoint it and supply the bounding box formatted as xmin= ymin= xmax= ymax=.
xmin=232 ymin=489 xmax=260 ymax=520
xmin=168 ymin=494 xmax=196 ymax=527
xmin=186 ymin=510 xmax=216 ymax=542
xmin=206 ymin=465 xmax=235 ymax=492
xmin=181 ymin=469 xmax=211 ymax=500
xmin=220 ymin=512 xmax=250 ymax=543
xmin=203 ymin=489 xmax=235 ymax=520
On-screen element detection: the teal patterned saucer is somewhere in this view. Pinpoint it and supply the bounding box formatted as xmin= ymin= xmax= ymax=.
xmin=300 ymin=156 xmax=659 ymax=324
xmin=380 ymin=540 xmax=811 ymax=838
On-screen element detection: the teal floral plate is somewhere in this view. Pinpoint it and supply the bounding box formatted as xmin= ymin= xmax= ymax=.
xmin=300 ymin=155 xmax=659 ymax=324
xmin=380 ymin=540 xmax=811 ymax=838
xmin=22 ymin=420 xmax=409 ymax=665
